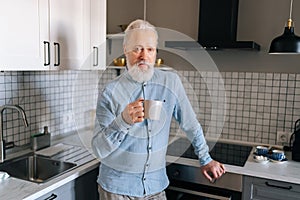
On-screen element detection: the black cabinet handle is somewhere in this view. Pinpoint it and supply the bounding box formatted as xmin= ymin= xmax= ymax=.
xmin=54 ymin=42 xmax=60 ymax=66
xmin=93 ymin=46 xmax=98 ymax=66
xmin=265 ymin=182 xmax=293 ymax=190
xmin=43 ymin=193 xmax=57 ymax=200
xmin=43 ymin=41 xmax=50 ymax=66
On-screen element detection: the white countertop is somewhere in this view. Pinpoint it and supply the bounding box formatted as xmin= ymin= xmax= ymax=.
xmin=0 ymin=131 xmax=100 ymax=200
xmin=167 ymin=150 xmax=300 ymax=184
xmin=0 ymin=157 xmax=99 ymax=200
xmin=1 ymin=132 xmax=300 ymax=199
xmin=166 ymin=142 xmax=300 ymax=185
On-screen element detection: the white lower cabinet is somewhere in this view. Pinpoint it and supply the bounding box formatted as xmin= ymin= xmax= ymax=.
xmin=36 ymin=181 xmax=75 ymax=200
xmin=243 ymin=176 xmax=300 ymax=200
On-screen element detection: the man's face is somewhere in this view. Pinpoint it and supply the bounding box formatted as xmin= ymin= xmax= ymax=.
xmin=124 ymin=29 xmax=157 ymax=71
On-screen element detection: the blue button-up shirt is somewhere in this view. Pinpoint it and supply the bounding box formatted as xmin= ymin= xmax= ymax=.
xmin=92 ymin=68 xmax=212 ymax=197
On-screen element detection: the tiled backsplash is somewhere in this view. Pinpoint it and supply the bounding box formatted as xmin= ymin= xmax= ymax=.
xmin=0 ymin=69 xmax=299 ymax=147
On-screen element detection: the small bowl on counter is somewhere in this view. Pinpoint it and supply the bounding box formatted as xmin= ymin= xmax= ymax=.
xmin=253 ymin=155 xmax=269 ymax=164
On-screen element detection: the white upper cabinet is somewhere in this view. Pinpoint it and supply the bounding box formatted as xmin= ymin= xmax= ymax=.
xmin=0 ymin=0 xmax=49 ymax=70
xmin=90 ymin=0 xmax=107 ymax=70
xmin=0 ymin=0 xmax=106 ymax=70
xmin=48 ymin=0 xmax=88 ymax=70
xmin=82 ymin=0 xmax=107 ymax=70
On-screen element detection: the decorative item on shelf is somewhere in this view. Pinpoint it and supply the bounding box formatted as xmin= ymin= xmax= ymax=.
xmin=155 ymin=58 xmax=164 ymax=67
xmin=269 ymin=0 xmax=300 ymax=54
xmin=113 ymin=57 xmax=126 ymax=66
xmin=118 ymin=24 xmax=128 ymax=32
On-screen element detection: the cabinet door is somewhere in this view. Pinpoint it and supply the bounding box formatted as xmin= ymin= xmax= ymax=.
xmin=89 ymin=0 xmax=107 ymax=70
xmin=243 ymin=176 xmax=300 ymax=200
xmin=36 ymin=181 xmax=75 ymax=200
xmin=48 ymin=0 xmax=91 ymax=70
xmin=75 ymin=166 xmax=99 ymax=200
xmin=0 ymin=0 xmax=49 ymax=70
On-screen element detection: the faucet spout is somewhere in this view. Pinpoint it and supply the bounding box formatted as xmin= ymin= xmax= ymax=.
xmin=2 ymin=105 xmax=29 ymax=127
xmin=0 ymin=105 xmax=29 ymax=163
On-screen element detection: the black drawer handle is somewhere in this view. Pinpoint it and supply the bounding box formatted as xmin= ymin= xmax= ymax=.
xmin=265 ymin=182 xmax=293 ymax=190
xmin=43 ymin=193 xmax=57 ymax=200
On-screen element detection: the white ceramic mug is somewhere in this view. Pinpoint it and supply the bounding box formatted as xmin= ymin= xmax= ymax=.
xmin=144 ymin=100 xmax=163 ymax=120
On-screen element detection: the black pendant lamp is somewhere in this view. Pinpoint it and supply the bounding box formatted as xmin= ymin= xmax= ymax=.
xmin=269 ymin=0 xmax=300 ymax=54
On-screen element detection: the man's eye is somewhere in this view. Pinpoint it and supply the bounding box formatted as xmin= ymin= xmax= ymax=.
xmin=147 ymin=48 xmax=155 ymax=52
xmin=133 ymin=47 xmax=142 ymax=53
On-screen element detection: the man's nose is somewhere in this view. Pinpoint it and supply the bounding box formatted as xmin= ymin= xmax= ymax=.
xmin=139 ymin=49 xmax=147 ymax=58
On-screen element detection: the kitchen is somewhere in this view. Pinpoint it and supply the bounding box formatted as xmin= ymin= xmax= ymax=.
xmin=1 ymin=0 xmax=300 ymax=199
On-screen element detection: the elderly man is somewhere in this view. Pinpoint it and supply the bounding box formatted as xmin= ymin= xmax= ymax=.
xmin=92 ymin=19 xmax=225 ymax=200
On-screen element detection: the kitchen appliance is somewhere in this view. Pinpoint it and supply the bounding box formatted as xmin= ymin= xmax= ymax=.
xmin=167 ymin=137 xmax=252 ymax=167
xmin=291 ymin=118 xmax=300 ymax=161
xmin=198 ymin=0 xmax=260 ymax=50
xmin=166 ymin=137 xmax=252 ymax=199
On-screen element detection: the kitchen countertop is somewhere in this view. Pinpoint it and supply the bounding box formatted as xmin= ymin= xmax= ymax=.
xmin=0 ymin=130 xmax=100 ymax=200
xmin=166 ymin=136 xmax=300 ymax=185
xmin=1 ymin=132 xmax=300 ymax=199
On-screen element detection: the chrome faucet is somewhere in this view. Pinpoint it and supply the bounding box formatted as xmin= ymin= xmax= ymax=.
xmin=0 ymin=105 xmax=28 ymax=163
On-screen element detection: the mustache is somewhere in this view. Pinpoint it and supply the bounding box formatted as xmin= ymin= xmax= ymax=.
xmin=137 ymin=61 xmax=151 ymax=67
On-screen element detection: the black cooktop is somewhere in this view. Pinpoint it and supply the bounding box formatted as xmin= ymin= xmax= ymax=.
xmin=167 ymin=138 xmax=252 ymax=167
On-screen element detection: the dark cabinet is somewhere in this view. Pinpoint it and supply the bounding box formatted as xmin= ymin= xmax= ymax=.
xmin=243 ymin=176 xmax=300 ymax=200
xmin=75 ymin=166 xmax=99 ymax=200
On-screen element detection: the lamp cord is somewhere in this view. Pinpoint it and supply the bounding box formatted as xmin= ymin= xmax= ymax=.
xmin=144 ymin=0 xmax=147 ymax=20
xmin=287 ymin=0 xmax=294 ymax=28
xmin=289 ymin=0 xmax=293 ymax=20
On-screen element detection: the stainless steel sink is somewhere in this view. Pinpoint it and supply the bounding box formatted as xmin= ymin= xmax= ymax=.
xmin=0 ymin=154 xmax=76 ymax=183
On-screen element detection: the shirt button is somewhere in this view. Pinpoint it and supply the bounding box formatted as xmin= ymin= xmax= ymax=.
xmin=119 ymin=140 xmax=122 ymax=142
xmin=143 ymin=177 xmax=146 ymax=181
xmin=148 ymin=146 xmax=152 ymax=150
xmin=146 ymin=164 xmax=149 ymax=167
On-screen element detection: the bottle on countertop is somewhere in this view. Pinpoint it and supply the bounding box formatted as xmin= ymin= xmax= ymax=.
xmin=43 ymin=126 xmax=49 ymax=134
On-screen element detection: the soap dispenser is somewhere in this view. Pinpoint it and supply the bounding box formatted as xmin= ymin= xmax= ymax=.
xmin=31 ymin=126 xmax=51 ymax=151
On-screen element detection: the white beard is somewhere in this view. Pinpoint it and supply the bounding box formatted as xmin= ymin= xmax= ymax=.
xmin=127 ymin=61 xmax=154 ymax=83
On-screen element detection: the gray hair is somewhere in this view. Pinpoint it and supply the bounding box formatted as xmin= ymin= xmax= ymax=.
xmin=123 ymin=19 xmax=158 ymax=48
